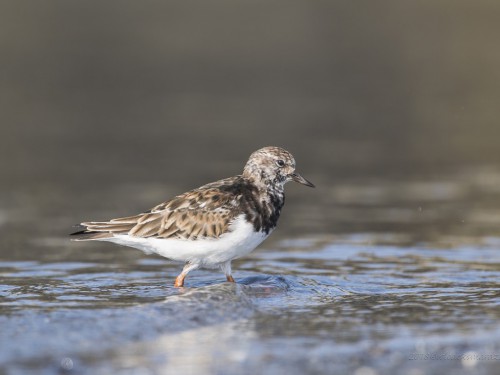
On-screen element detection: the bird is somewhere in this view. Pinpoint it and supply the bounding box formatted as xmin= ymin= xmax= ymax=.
xmin=70 ymin=146 xmax=314 ymax=287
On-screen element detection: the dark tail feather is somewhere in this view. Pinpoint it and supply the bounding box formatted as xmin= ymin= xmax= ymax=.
xmin=70 ymin=226 xmax=113 ymax=241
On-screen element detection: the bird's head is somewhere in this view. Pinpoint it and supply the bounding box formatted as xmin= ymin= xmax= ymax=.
xmin=243 ymin=146 xmax=315 ymax=189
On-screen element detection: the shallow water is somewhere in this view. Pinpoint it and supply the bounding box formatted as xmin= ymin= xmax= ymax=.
xmin=2 ymin=154 xmax=500 ymax=375
xmin=2 ymin=218 xmax=500 ymax=374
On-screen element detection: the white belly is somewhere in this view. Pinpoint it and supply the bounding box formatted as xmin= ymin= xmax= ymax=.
xmin=102 ymin=215 xmax=270 ymax=267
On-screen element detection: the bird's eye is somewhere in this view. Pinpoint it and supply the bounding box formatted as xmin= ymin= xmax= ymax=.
xmin=276 ymin=159 xmax=285 ymax=167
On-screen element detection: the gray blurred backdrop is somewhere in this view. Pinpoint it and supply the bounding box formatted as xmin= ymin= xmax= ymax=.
xmin=1 ymin=1 xmax=500 ymax=244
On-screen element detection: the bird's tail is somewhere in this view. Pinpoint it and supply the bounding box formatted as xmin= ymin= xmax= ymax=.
xmin=69 ymin=215 xmax=142 ymax=241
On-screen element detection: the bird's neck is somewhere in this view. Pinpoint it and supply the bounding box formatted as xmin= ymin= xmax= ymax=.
xmin=240 ymin=176 xmax=285 ymax=235
xmin=243 ymin=170 xmax=285 ymax=193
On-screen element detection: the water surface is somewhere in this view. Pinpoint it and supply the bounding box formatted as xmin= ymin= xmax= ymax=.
xmin=2 ymin=173 xmax=500 ymax=374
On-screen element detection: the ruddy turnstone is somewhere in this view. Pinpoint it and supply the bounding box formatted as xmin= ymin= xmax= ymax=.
xmin=71 ymin=146 xmax=314 ymax=287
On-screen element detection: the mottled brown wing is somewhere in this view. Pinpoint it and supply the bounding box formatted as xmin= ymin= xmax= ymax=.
xmin=78 ymin=184 xmax=240 ymax=240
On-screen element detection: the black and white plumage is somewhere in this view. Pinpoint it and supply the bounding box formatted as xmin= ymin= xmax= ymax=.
xmin=71 ymin=146 xmax=314 ymax=287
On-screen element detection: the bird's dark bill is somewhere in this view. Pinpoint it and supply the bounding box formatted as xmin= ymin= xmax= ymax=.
xmin=291 ymin=173 xmax=315 ymax=187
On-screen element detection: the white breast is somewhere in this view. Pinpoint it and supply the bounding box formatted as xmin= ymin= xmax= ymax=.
xmin=102 ymin=215 xmax=270 ymax=268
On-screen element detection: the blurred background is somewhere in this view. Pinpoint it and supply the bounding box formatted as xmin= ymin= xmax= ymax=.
xmin=2 ymin=0 xmax=500 ymax=247
xmin=1 ymin=0 xmax=500 ymax=242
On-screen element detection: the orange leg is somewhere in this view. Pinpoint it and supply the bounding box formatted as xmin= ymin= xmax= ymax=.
xmin=173 ymin=263 xmax=199 ymax=288
xmin=221 ymin=261 xmax=235 ymax=283
xmin=174 ymin=273 xmax=186 ymax=287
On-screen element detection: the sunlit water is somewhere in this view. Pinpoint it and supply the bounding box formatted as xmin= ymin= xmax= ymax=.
xmin=1 ymin=231 xmax=499 ymax=375
xmin=2 ymin=166 xmax=500 ymax=374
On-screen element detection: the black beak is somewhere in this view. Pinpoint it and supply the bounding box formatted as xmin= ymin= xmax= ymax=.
xmin=291 ymin=173 xmax=315 ymax=188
